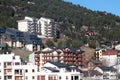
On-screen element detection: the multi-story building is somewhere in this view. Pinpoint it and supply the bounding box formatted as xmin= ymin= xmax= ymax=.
xmin=102 ymin=49 xmax=118 ymax=67
xmin=29 ymin=47 xmax=87 ymax=69
xmin=0 ymin=53 xmax=82 ymax=80
xmin=0 ymin=53 xmax=21 ymax=80
xmin=17 ymin=16 xmax=38 ymax=34
xmin=37 ymin=17 xmax=56 ymax=38
xmin=94 ymin=66 xmax=117 ymax=79
xmin=94 ymin=48 xmax=106 ymax=61
xmin=38 ymin=61 xmax=82 ymax=80
xmin=95 ymin=49 xmax=118 ymax=67
xmin=17 ymin=16 xmax=56 ymax=38
xmin=5 ymin=28 xmax=42 ymax=51
xmin=0 ymin=53 xmax=38 ymax=80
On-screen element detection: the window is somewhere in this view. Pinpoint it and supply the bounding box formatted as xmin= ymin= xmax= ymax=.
xmin=32 ymin=76 xmax=34 ymax=79
xmin=75 ymin=76 xmax=79 ymax=80
xmin=25 ymin=70 xmax=28 ymax=73
xmin=59 ymin=76 xmax=61 ymax=79
xmin=15 ymin=62 xmax=20 ymax=65
xmin=15 ymin=70 xmax=19 ymax=74
xmin=7 ymin=62 xmax=12 ymax=65
xmin=32 ymin=69 xmax=35 ymax=72
xmin=8 ymin=76 xmax=12 ymax=79
xmin=25 ymin=76 xmax=28 ymax=79
xmin=66 ymin=76 xmax=68 ymax=79
xmin=13 ymin=56 xmax=15 ymax=59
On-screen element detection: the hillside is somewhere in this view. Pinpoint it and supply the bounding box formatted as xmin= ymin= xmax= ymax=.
xmin=12 ymin=48 xmax=32 ymax=61
xmin=0 ymin=0 xmax=120 ymax=48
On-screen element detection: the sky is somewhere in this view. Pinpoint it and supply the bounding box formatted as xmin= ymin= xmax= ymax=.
xmin=64 ymin=0 xmax=120 ymax=16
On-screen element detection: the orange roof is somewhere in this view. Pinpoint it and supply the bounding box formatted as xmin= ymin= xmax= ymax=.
xmin=103 ymin=50 xmax=118 ymax=55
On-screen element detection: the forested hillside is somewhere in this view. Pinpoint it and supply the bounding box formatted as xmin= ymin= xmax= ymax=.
xmin=0 ymin=0 xmax=120 ymax=48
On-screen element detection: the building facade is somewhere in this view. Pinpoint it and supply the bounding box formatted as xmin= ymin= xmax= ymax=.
xmin=37 ymin=17 xmax=56 ymax=38
xmin=29 ymin=47 xmax=87 ymax=69
xmin=0 ymin=53 xmax=38 ymax=80
xmin=102 ymin=49 xmax=118 ymax=67
xmin=17 ymin=16 xmax=56 ymax=38
xmin=0 ymin=53 xmax=82 ymax=80
xmin=94 ymin=49 xmax=105 ymax=61
xmin=38 ymin=61 xmax=82 ymax=80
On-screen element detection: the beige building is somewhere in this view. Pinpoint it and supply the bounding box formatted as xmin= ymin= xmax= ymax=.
xmin=29 ymin=47 xmax=87 ymax=70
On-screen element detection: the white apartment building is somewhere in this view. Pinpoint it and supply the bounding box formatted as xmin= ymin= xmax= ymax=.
xmin=0 ymin=53 xmax=21 ymax=80
xmin=94 ymin=66 xmax=117 ymax=79
xmin=38 ymin=61 xmax=82 ymax=80
xmin=0 ymin=53 xmax=38 ymax=80
xmin=17 ymin=16 xmax=38 ymax=33
xmin=17 ymin=16 xmax=56 ymax=38
xmin=37 ymin=17 xmax=56 ymax=38
xmin=102 ymin=49 xmax=118 ymax=67
xmin=0 ymin=53 xmax=82 ymax=80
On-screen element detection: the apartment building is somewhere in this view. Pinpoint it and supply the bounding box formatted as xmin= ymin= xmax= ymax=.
xmin=0 ymin=53 xmax=82 ymax=80
xmin=95 ymin=49 xmax=118 ymax=67
xmin=94 ymin=48 xmax=106 ymax=61
xmin=29 ymin=47 xmax=87 ymax=69
xmin=17 ymin=16 xmax=38 ymax=34
xmin=0 ymin=53 xmax=21 ymax=80
xmin=0 ymin=53 xmax=38 ymax=80
xmin=38 ymin=61 xmax=82 ymax=80
xmin=17 ymin=16 xmax=56 ymax=38
xmin=102 ymin=49 xmax=118 ymax=67
xmin=37 ymin=17 xmax=56 ymax=38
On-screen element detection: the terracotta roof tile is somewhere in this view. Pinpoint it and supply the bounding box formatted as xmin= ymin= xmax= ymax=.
xmin=103 ymin=50 xmax=118 ymax=55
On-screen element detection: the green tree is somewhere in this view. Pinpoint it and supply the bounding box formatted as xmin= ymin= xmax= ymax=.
xmin=0 ymin=43 xmax=11 ymax=54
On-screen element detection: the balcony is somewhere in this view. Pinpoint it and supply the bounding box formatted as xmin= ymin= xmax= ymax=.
xmin=4 ymin=65 xmax=12 ymax=69
xmin=4 ymin=69 xmax=12 ymax=75
xmin=34 ymin=54 xmax=40 ymax=58
xmin=15 ymin=70 xmax=23 ymax=76
xmin=35 ymin=62 xmax=40 ymax=66
xmin=35 ymin=57 xmax=40 ymax=62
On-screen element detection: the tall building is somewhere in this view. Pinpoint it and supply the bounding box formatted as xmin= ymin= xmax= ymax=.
xmin=0 ymin=53 xmax=38 ymax=80
xmin=17 ymin=16 xmax=38 ymax=34
xmin=37 ymin=17 xmax=56 ymax=38
xmin=17 ymin=16 xmax=56 ymax=38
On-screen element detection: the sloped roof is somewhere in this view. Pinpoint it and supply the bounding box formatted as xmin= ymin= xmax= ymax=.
xmin=103 ymin=49 xmax=118 ymax=55
xmin=43 ymin=67 xmax=59 ymax=72
xmin=91 ymin=60 xmax=102 ymax=64
xmin=69 ymin=66 xmax=81 ymax=72
xmin=98 ymin=66 xmax=117 ymax=72
xmin=41 ymin=47 xmax=54 ymax=53
xmin=49 ymin=61 xmax=68 ymax=68
xmin=82 ymin=70 xmax=102 ymax=77
xmin=5 ymin=28 xmax=42 ymax=45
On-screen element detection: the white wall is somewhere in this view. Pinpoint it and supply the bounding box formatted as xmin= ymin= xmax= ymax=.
xmin=25 ymin=44 xmax=33 ymax=51
xmin=29 ymin=52 xmax=35 ymax=64
xmin=38 ymin=17 xmax=55 ymax=38
xmin=115 ymin=44 xmax=120 ymax=50
xmin=102 ymin=55 xmax=117 ymax=67
xmin=18 ymin=20 xmax=29 ymax=32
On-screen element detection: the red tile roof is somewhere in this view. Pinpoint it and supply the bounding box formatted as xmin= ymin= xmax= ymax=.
xmin=103 ymin=50 xmax=118 ymax=55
